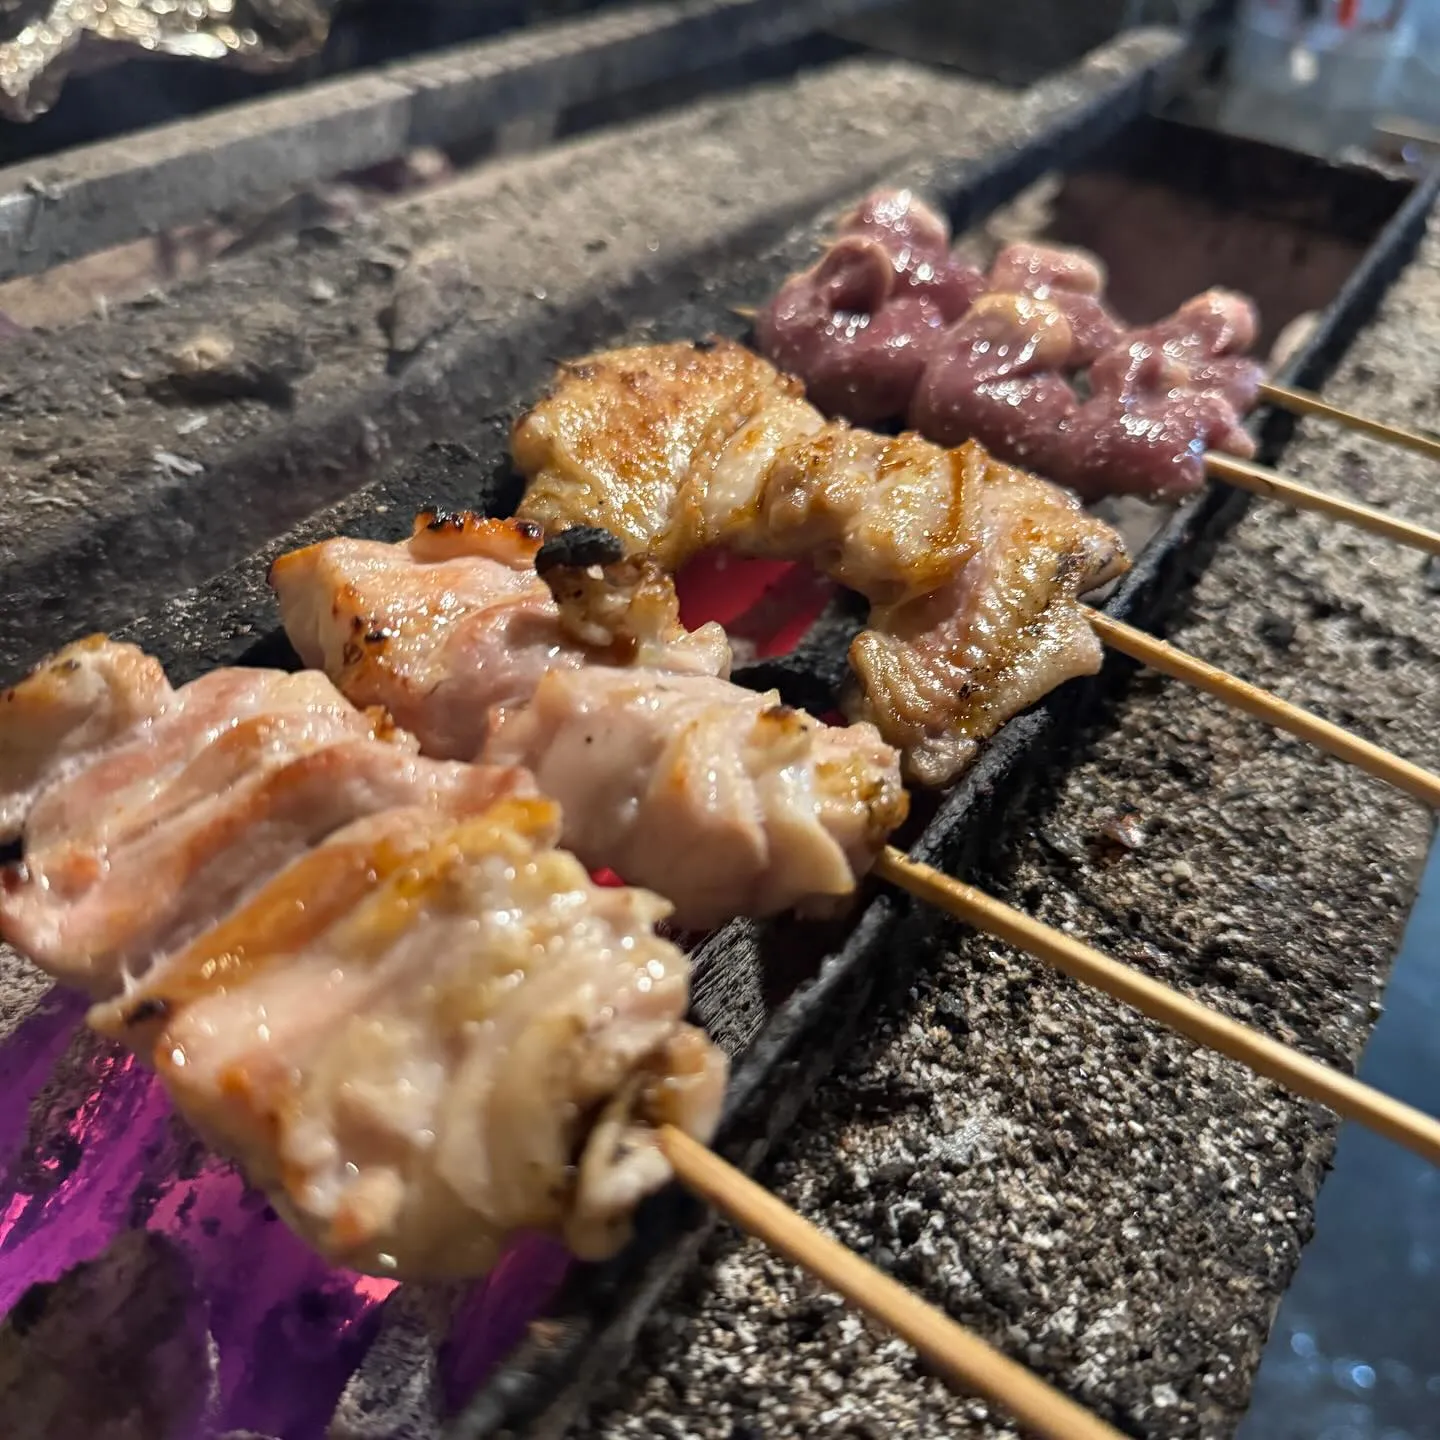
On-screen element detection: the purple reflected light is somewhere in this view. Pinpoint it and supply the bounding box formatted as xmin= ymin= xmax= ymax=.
xmin=0 ymin=999 xmax=570 ymax=1438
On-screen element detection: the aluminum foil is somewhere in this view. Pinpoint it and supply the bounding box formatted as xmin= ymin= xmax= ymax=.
xmin=0 ymin=1 xmax=338 ymax=121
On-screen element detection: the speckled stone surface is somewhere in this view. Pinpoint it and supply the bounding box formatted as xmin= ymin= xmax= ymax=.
xmin=577 ymin=222 xmax=1440 ymax=1439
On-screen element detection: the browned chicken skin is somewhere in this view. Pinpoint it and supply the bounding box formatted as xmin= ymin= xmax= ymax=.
xmin=849 ymin=446 xmax=1128 ymax=783
xmin=514 ymin=341 xmax=797 ymax=569
xmin=511 ymin=341 xmax=1130 ymax=784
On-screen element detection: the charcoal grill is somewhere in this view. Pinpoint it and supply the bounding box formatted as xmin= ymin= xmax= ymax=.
xmin=1 ymin=5 xmax=1437 ymax=1438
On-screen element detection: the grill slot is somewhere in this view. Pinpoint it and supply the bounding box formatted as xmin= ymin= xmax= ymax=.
xmin=0 ymin=0 xmax=895 ymax=284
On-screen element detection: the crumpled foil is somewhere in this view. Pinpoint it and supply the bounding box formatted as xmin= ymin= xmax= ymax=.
xmin=0 ymin=0 xmax=338 ymax=121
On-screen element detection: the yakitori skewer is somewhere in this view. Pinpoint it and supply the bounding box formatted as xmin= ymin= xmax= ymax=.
xmin=1086 ymin=609 xmax=1440 ymax=810
xmin=728 ymin=304 xmax=1440 ymax=557
xmin=875 ymin=850 xmax=1440 ymax=1168
xmin=661 ymin=1125 xmax=1128 ymax=1440
xmin=1205 ymin=452 xmax=1440 ymax=557
xmin=1259 ymin=379 xmax=1440 ymax=465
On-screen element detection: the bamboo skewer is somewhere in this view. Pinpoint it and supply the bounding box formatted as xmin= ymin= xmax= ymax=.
xmin=872 ymin=849 xmax=1440 ymax=1168
xmin=1084 ymin=609 xmax=1440 ymax=809
xmin=1259 ymin=380 xmax=1440 ymax=465
xmin=659 ymin=1125 xmax=1127 ymax=1440
xmin=1204 ymin=452 xmax=1440 ymax=557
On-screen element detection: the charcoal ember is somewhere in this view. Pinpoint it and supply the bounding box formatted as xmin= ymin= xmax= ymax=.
xmin=0 ymin=1230 xmax=216 ymax=1439
xmin=381 ymin=243 xmax=473 ymax=370
xmin=535 ymin=526 xmax=627 ymax=573
xmin=732 ymin=591 xmax=867 ymax=714
xmin=327 ymin=1285 xmax=465 ymax=1440
xmin=154 ymin=305 xmax=314 ymax=408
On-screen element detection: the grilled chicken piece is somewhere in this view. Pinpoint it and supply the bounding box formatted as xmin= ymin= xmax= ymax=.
xmin=837 ymin=189 xmax=987 ymax=326
xmin=532 ymin=525 xmax=727 ymax=669
xmin=21 ymin=667 xmax=375 ymax=854
xmin=750 ymin=423 xmax=984 ymax=605
xmin=751 ymin=190 xmax=1269 ymax=504
xmin=756 ymin=192 xmax=985 ymax=425
xmin=513 ymin=341 xmax=1133 ymax=782
xmin=755 ymin=238 xmax=953 ymax=426
xmin=271 ymin=510 xmax=580 ymax=760
xmin=0 ymin=645 xmax=528 ymax=996
xmin=907 ymin=293 xmax=1085 ymax=473
xmin=94 ymin=798 xmax=726 ymax=1279
xmin=912 ymin=289 xmax=1264 ymax=503
xmin=485 ymin=667 xmax=907 ymax=930
xmin=514 ymin=339 xmax=796 ymax=569
xmin=848 ymin=445 xmax=1129 ymax=784
xmin=0 ymin=636 xmax=171 ymax=842
xmin=271 ymin=509 xmax=730 ymax=761
xmin=1086 ymin=290 xmax=1263 ymax=447
xmin=839 ymin=188 xmax=951 ymax=268
xmin=516 ymin=341 xmax=979 ymax=605
xmin=273 ymin=512 xmax=904 ymax=922
xmin=1039 ymin=290 xmax=1263 ymax=503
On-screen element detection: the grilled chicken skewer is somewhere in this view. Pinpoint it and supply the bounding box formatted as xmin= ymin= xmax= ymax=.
xmin=509 ymin=341 xmax=1440 ymax=795
xmin=512 ymin=338 xmax=1130 ymax=785
xmin=0 ymin=640 xmax=1137 ymax=1440
xmin=0 ymin=640 xmax=726 ymax=1279
xmin=272 ymin=510 xmax=909 ymax=930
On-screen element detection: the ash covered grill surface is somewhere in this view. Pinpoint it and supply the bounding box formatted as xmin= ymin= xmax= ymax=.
xmin=0 ymin=15 xmax=1436 ymax=1440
